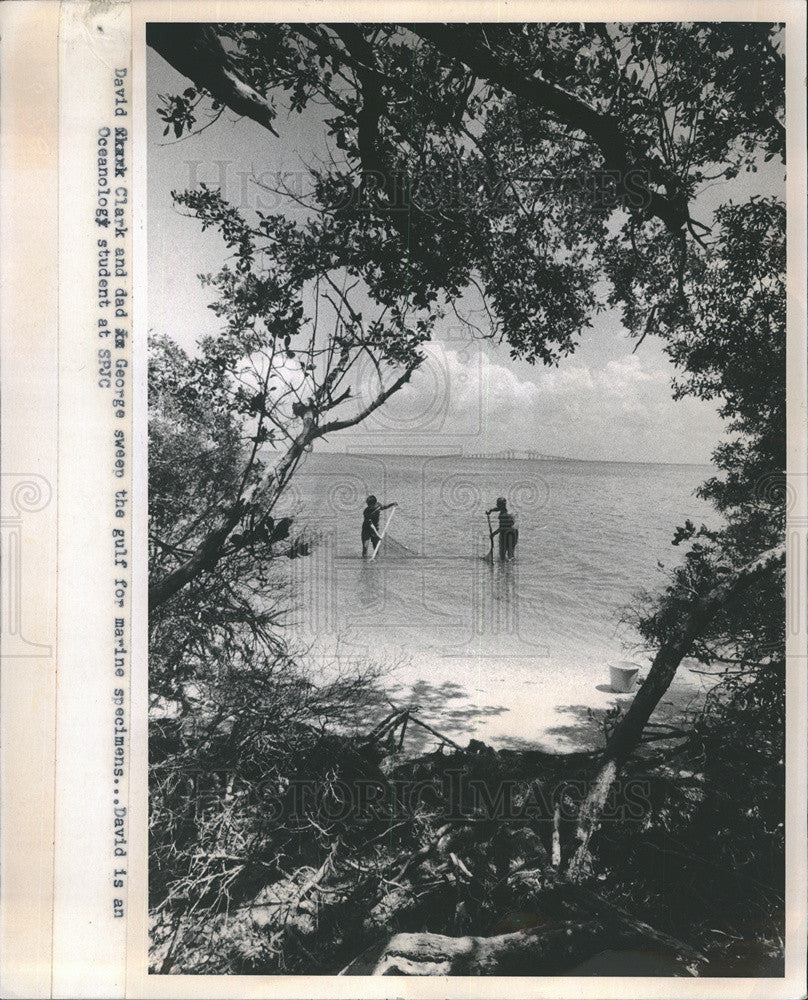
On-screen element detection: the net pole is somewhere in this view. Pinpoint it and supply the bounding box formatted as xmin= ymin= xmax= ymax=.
xmin=370 ymin=507 xmax=396 ymax=561
xmin=485 ymin=510 xmax=495 ymax=563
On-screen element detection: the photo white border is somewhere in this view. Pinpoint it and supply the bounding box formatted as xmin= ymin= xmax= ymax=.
xmin=0 ymin=3 xmax=802 ymax=997
xmin=131 ymin=4 xmax=807 ymax=997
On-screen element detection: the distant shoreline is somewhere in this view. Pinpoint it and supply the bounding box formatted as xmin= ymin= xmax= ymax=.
xmin=310 ymin=450 xmax=714 ymax=469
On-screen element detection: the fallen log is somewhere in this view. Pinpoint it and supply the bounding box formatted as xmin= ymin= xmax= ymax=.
xmin=371 ymin=920 xmax=636 ymax=975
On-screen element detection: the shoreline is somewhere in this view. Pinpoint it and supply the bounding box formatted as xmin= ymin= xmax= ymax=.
xmin=378 ymin=658 xmax=709 ymax=758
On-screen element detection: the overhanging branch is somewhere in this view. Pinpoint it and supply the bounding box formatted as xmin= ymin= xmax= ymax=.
xmin=410 ymin=23 xmax=690 ymax=232
xmin=147 ymin=23 xmax=279 ymax=136
xmin=149 ymin=366 xmax=419 ymax=612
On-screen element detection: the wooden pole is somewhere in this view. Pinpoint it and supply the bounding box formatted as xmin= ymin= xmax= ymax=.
xmin=370 ymin=507 xmax=396 ymax=561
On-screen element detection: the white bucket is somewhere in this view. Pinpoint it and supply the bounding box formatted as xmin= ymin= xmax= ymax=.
xmin=609 ymin=661 xmax=640 ymax=694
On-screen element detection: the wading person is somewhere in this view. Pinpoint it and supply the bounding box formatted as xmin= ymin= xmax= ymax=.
xmin=362 ymin=495 xmax=397 ymax=558
xmin=487 ymin=497 xmax=518 ymax=561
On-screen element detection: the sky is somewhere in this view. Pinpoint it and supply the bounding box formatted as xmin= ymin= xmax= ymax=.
xmin=147 ymin=40 xmax=783 ymax=465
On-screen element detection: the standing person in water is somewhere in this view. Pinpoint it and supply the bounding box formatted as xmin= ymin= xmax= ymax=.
xmin=487 ymin=497 xmax=518 ymax=561
xmin=361 ymin=495 xmax=397 ymax=558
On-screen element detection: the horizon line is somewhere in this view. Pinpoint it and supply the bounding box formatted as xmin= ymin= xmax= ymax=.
xmin=316 ymin=449 xmax=713 ymax=468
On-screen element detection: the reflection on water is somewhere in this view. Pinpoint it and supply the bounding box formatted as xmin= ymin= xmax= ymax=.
xmin=356 ymin=561 xmax=384 ymax=612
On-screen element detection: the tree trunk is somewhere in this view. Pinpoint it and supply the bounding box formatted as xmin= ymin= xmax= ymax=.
xmin=146 ymin=24 xmax=279 ymax=135
xmin=566 ymin=545 xmax=784 ymax=880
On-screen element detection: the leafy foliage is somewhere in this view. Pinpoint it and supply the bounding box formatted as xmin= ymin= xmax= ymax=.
xmin=149 ymin=334 xmax=300 ymax=701
xmin=630 ymin=196 xmax=786 ymax=758
xmin=152 ymin=22 xmax=784 ymax=357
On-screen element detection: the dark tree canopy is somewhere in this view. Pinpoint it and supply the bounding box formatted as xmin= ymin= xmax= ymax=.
xmin=148 ymin=21 xmax=785 ymax=359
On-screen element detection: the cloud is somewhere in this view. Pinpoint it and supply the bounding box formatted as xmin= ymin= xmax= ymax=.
xmin=370 ymin=343 xmax=724 ymax=465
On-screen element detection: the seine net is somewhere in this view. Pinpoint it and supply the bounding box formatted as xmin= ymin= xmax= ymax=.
xmin=375 ymin=535 xmax=420 ymax=558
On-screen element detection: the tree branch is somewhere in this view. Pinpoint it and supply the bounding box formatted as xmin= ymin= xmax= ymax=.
xmin=148 ymin=414 xmax=317 ymax=612
xmin=370 ymin=919 xmax=663 ymax=975
xmin=328 ymin=25 xmax=430 ymax=251
xmin=318 ymin=364 xmax=418 ymax=437
xmin=146 ymin=23 xmax=279 ymax=136
xmin=410 ymin=23 xmax=689 ymax=232
xmin=149 ymin=364 xmax=419 ymax=611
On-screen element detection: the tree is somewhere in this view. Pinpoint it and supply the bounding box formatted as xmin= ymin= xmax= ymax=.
xmin=149 ymin=332 xmax=391 ymax=947
xmin=569 ymin=196 xmax=787 ymax=877
xmin=148 ymin=189 xmax=436 ymax=610
xmin=149 ymin=333 xmax=293 ymax=701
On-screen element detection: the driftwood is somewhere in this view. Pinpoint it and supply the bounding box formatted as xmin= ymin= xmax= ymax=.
xmin=406 ymin=713 xmax=465 ymax=752
xmin=371 ymin=921 xmax=634 ymax=975
xmin=361 ymin=878 xmax=707 ymax=976
xmin=365 ymin=704 xmax=465 ymax=754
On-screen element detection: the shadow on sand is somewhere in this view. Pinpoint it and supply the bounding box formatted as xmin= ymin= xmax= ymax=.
xmin=500 ymin=685 xmax=703 ymax=754
xmin=365 ymin=673 xmax=705 ymax=758
xmin=372 ymin=678 xmax=509 ymax=756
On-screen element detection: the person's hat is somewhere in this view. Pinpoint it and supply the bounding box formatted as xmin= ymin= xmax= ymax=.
xmin=366 ymin=495 xmax=377 ymax=506
xmin=496 ymin=497 xmax=507 ymax=509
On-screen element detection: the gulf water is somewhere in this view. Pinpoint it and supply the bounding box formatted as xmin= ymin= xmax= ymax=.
xmin=275 ymin=452 xmax=716 ymax=750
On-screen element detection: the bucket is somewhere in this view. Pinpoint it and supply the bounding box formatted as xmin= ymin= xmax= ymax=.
xmin=609 ymin=661 xmax=640 ymax=694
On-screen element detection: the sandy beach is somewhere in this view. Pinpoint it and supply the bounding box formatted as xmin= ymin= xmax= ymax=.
xmin=381 ymin=653 xmax=710 ymax=756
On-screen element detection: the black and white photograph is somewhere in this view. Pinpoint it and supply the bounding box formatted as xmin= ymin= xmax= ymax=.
xmin=146 ymin=18 xmax=792 ymax=979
